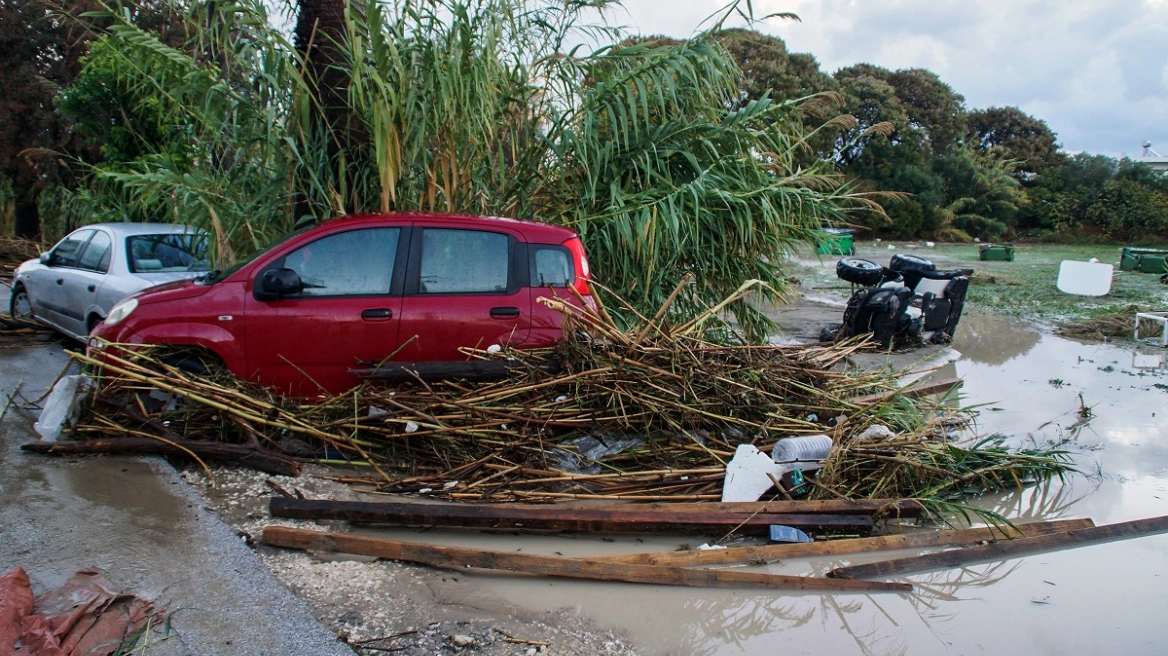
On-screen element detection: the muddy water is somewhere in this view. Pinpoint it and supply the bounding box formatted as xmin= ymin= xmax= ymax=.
xmin=362 ymin=314 xmax=1168 ymax=655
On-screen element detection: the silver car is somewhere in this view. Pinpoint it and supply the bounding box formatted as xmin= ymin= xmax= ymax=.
xmin=10 ymin=223 xmax=208 ymax=340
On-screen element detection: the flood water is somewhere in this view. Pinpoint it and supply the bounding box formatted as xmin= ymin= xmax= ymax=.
xmin=362 ymin=313 xmax=1168 ymax=655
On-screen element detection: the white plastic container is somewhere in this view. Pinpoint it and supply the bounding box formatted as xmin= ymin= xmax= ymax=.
xmin=772 ymin=434 xmax=833 ymax=469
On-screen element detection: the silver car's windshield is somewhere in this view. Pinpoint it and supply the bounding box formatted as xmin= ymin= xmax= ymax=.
xmin=126 ymin=234 xmax=209 ymax=273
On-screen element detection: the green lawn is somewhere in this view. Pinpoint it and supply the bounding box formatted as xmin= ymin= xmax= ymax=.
xmin=788 ymin=241 xmax=1168 ymax=327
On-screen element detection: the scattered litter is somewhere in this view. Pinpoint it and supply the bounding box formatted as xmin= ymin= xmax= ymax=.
xmin=487 ymin=344 xmax=502 ymax=353
xmin=769 ymin=525 xmax=813 ymax=543
xmin=34 ymin=374 xmax=91 ymax=441
xmin=856 ymin=425 xmax=895 ymax=441
xmin=771 ymin=435 xmax=832 ymax=470
xmin=404 ymin=421 xmax=419 ymax=433
xmin=722 ymin=444 xmax=781 ymax=502
xmin=697 ymin=543 xmax=727 ymax=551
xmin=0 ymin=567 xmax=166 ymax=656
xmin=368 ymin=406 xmax=389 ymax=417
xmin=1057 ymin=260 xmax=1113 ymax=296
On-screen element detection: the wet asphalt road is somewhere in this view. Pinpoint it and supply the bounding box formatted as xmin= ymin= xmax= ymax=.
xmin=0 ymin=287 xmax=353 ymax=656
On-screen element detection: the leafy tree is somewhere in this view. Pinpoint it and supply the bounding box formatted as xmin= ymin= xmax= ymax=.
xmin=885 ymin=68 xmax=965 ymax=155
xmin=56 ymin=35 xmax=191 ymax=163
xmin=716 ymin=29 xmax=835 ymax=104
xmin=56 ymin=0 xmax=872 ymax=340
xmin=0 ymin=0 xmax=101 ymax=236
xmin=966 ymin=106 xmax=1060 ymax=175
xmin=934 ymin=146 xmax=1025 ymax=240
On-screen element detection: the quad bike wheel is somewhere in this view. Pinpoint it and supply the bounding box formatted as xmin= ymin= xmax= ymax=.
xmin=836 ymin=257 xmax=884 ymax=286
xmin=889 ymin=253 xmax=936 ymax=273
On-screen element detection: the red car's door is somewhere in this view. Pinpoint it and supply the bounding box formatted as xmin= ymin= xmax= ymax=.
xmin=243 ymin=225 xmax=408 ymax=396
xmin=395 ymin=226 xmax=531 ymax=361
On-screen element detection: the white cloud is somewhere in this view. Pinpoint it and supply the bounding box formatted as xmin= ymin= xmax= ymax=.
xmin=616 ymin=0 xmax=1168 ymax=155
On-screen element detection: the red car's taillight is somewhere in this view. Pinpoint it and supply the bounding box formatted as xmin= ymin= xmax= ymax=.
xmin=563 ymin=237 xmax=592 ymax=296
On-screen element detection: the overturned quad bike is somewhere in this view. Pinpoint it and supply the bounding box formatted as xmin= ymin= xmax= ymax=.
xmin=823 ymin=254 xmax=974 ymax=348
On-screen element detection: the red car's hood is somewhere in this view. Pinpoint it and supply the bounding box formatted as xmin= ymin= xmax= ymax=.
xmin=133 ymin=278 xmax=213 ymax=304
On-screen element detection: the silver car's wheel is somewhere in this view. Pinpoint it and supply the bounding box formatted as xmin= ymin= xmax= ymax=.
xmin=9 ymin=285 xmax=34 ymax=321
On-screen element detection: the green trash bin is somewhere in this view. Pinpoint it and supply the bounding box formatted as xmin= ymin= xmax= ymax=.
xmin=979 ymin=244 xmax=1014 ymax=261
xmin=1120 ymin=247 xmax=1168 ymax=272
xmin=816 ymin=228 xmax=855 ymax=256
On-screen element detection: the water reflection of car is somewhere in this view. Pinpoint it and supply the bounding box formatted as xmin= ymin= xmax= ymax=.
xmin=10 ymin=223 xmax=208 ymax=340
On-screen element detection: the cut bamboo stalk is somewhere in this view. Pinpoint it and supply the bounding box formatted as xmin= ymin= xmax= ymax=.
xmin=589 ymin=518 xmax=1095 ymax=566
xmin=261 ymin=526 xmax=910 ymax=592
xmin=269 ymin=498 xmax=874 ymax=534
xmin=827 ymin=515 xmax=1166 ymax=579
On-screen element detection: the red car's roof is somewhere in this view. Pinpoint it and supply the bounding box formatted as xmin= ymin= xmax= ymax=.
xmin=326 ymin=212 xmax=578 ymax=244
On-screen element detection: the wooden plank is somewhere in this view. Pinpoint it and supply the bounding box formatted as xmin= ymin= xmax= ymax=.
xmin=589 ymin=518 xmax=1095 ymax=566
xmin=848 ymin=377 xmax=963 ymax=406
xmin=261 ymin=525 xmax=910 ymax=592
xmin=268 ymin=498 xmax=872 ymax=535
xmin=626 ymin=500 xmax=924 ymax=518
xmin=828 ymin=515 xmax=1168 ymax=579
xmin=23 ymin=438 xmax=301 ymax=476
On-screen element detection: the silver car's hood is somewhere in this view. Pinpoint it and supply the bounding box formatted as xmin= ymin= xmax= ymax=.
xmin=135 ymin=271 xmax=208 ymax=285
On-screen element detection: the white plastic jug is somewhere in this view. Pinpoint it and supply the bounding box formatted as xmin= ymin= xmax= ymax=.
xmin=772 ymin=434 xmax=833 ymax=470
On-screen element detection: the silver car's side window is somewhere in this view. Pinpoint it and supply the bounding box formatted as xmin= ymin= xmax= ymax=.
xmin=49 ymin=229 xmax=95 ymax=268
xmin=77 ymin=230 xmax=112 ymax=273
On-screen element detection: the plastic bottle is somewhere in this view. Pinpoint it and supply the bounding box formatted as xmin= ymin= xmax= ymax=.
xmin=771 ymin=434 xmax=833 ymax=470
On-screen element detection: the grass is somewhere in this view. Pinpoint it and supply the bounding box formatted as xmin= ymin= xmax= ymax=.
xmin=789 ymin=241 xmax=1168 ymax=328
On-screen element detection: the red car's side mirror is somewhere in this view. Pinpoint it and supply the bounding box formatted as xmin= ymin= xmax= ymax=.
xmin=255 ymin=267 xmax=302 ymax=300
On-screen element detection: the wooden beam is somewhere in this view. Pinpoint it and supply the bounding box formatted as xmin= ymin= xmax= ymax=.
xmin=589 ymin=518 xmax=1095 ymax=566
xmin=261 ymin=526 xmax=910 ymax=593
xmin=848 ymin=377 xmax=963 ymax=406
xmin=23 ymin=438 xmax=301 ymax=476
xmin=352 ymin=359 xmax=561 ymax=382
xmin=828 ymin=515 xmax=1168 ymax=579
xmin=620 ymin=500 xmax=924 ymax=518
xmin=268 ymin=498 xmax=873 ymax=535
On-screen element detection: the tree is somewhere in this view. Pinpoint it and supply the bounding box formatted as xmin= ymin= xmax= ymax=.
xmin=934 ymin=146 xmax=1025 ymax=240
xmin=966 ymin=106 xmax=1060 ymax=175
xmin=0 ymin=0 xmax=101 ymax=236
xmin=57 ymin=0 xmax=872 ymax=340
xmin=716 ymin=29 xmax=835 ymax=104
xmin=885 ymin=68 xmax=965 ymax=155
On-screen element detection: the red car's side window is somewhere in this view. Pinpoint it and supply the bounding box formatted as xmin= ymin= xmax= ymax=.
xmin=281 ymin=228 xmax=400 ymax=297
xmin=418 ymin=229 xmax=509 ymax=294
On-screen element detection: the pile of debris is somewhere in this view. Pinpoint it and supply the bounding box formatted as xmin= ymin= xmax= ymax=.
xmin=28 ymin=283 xmax=1072 ymax=520
xmin=1 ymin=236 xmax=39 ymax=282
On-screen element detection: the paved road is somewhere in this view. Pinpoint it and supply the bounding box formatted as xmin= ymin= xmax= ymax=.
xmin=0 ymin=287 xmax=353 ymax=656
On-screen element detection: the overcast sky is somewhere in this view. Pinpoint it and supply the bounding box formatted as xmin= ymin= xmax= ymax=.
xmin=614 ymin=0 xmax=1168 ymax=158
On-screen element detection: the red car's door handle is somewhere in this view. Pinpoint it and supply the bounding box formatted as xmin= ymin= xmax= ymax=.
xmin=361 ymin=308 xmax=393 ymax=320
xmin=490 ymin=307 xmax=520 ymax=318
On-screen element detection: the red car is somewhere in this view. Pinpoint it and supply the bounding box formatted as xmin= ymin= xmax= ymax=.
xmin=91 ymin=213 xmax=593 ymax=396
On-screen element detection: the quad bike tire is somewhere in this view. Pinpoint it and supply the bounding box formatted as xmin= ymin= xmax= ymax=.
xmin=836 ymin=257 xmax=884 ymax=286
xmin=889 ymin=253 xmax=936 ymax=273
